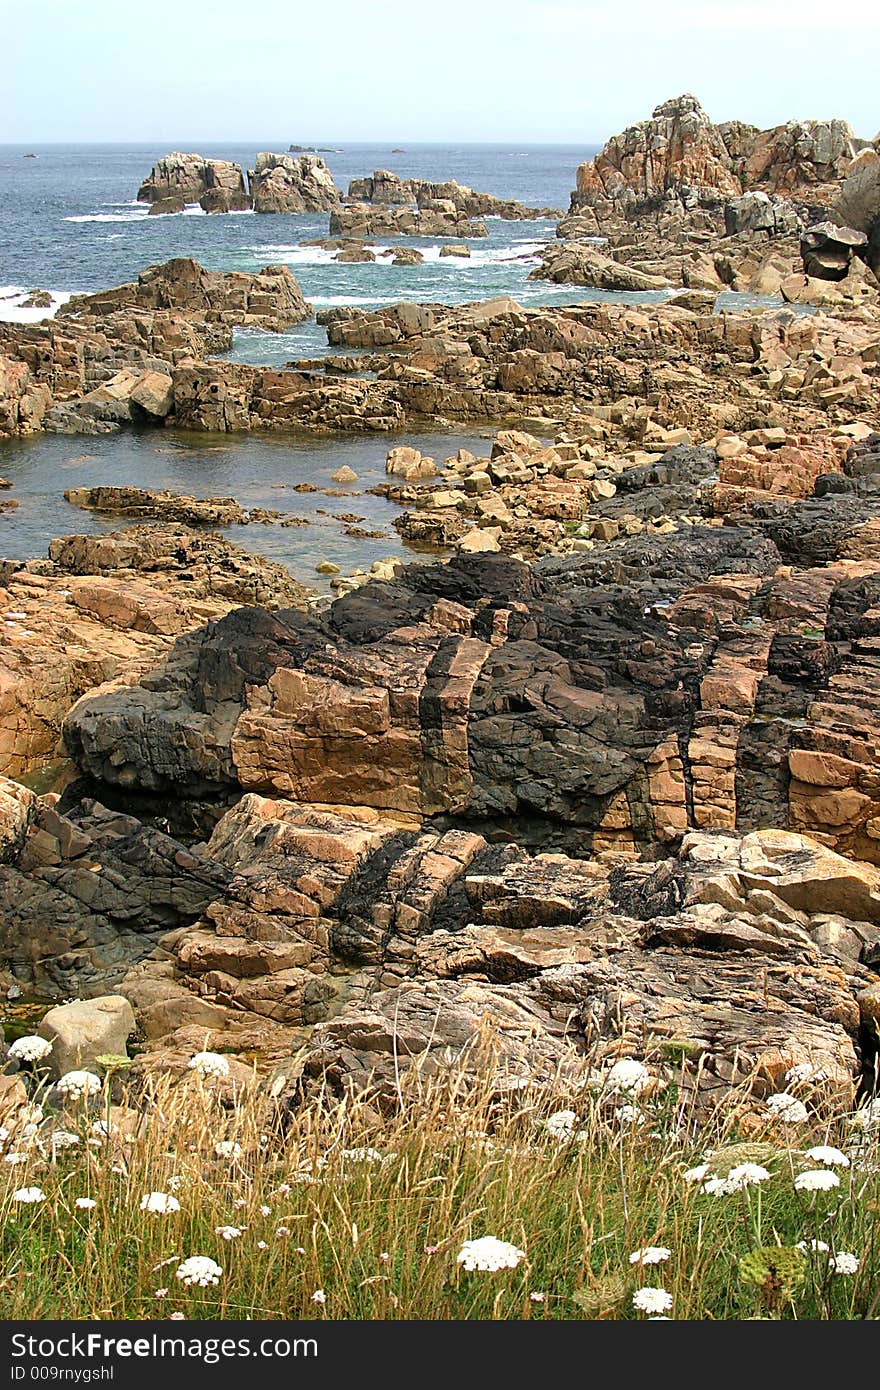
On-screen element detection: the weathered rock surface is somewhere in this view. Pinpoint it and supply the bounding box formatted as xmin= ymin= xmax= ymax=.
xmin=37 ymin=994 xmax=135 ymax=1076
xmin=60 ymin=512 xmax=880 ymax=865
xmin=0 ymin=525 xmax=309 ymax=778
xmin=248 ymin=153 xmax=340 ymax=213
xmin=531 ymin=242 xmax=670 ymax=291
xmin=329 ymin=204 xmax=488 ymax=240
xmin=347 ymin=170 xmax=559 ymax=219
xmin=572 ymin=93 xmax=860 ymax=221
xmin=137 ymin=153 xmax=247 ymax=205
xmin=59 ymin=257 xmax=310 ymax=333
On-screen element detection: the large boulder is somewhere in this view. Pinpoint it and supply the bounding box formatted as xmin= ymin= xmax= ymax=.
xmin=37 ymin=995 xmax=136 ymax=1077
xmin=248 ymin=153 xmax=340 ymax=213
xmin=137 ymin=153 xmax=247 ymax=204
xmin=530 ymin=242 xmax=670 ymax=291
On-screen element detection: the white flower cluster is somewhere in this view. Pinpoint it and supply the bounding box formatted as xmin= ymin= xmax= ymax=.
xmin=702 ymin=1164 xmax=770 ymax=1196
xmin=629 ymin=1246 xmax=671 ymax=1266
xmin=188 ymin=1052 xmax=230 ymax=1079
xmin=804 ymin=1146 xmax=849 ymax=1169
xmin=140 ymin=1192 xmax=181 ymax=1215
xmin=632 ymin=1286 xmax=673 ymax=1315
xmin=603 ymin=1059 xmax=651 ymax=1096
xmin=75 ymin=1197 xmax=97 ymax=1210
xmin=8 ymin=1035 xmax=52 ymax=1064
xmin=175 ymin=1256 xmax=222 ymax=1287
xmin=214 ymin=1141 xmax=242 ymax=1160
xmin=56 ymin=1070 xmax=101 ymax=1101
xmin=12 ymin=1187 xmax=45 ymax=1204
xmin=543 ymin=1110 xmax=578 ymax=1141
xmin=456 ymin=1236 xmax=527 ymax=1272
xmin=340 ymin=1147 xmax=384 ymax=1164
xmin=794 ymin=1169 xmax=840 ymax=1193
xmin=215 ymin=1226 xmax=243 ymax=1241
xmin=830 ymin=1253 xmax=859 ymax=1275
xmin=765 ymin=1093 xmax=808 ymax=1123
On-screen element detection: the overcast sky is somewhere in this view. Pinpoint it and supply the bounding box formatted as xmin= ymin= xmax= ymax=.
xmin=2 ymin=0 xmax=878 ymax=144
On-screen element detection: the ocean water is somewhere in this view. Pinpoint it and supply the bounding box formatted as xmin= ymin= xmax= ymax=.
xmin=0 ymin=142 xmax=776 ymax=579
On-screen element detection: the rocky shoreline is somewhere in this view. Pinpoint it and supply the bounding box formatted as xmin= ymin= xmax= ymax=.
xmin=1 ymin=94 xmax=879 ymax=1126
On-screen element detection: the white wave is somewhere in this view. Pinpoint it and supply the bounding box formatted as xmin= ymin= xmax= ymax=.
xmin=251 ymin=244 xmax=339 ymax=266
xmin=65 ymin=209 xmax=150 ymax=223
xmin=310 ymin=294 xmax=387 ymax=307
xmin=0 ymin=287 xmax=72 ymax=323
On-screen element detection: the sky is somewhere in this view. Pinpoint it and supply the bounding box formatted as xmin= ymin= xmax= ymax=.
xmin=1 ymin=0 xmax=878 ymax=144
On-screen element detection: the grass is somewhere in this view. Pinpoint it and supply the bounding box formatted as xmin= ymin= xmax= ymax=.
xmin=1 ymin=1039 xmax=879 ymax=1320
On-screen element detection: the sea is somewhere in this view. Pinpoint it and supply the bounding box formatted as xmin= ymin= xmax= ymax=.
xmin=0 ymin=141 xmax=756 ymax=584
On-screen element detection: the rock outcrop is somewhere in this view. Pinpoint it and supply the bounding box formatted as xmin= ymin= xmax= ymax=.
xmin=2 ymin=777 xmax=876 ymax=1113
xmin=58 ymin=257 xmax=310 ymax=332
xmin=248 ymin=153 xmax=340 ymax=213
xmin=137 ymin=153 xmax=248 ymax=205
xmin=329 ymin=203 xmax=488 ymax=239
xmin=347 ymin=170 xmax=559 ymax=220
xmin=0 ymin=525 xmax=310 ymax=779
xmin=531 ymin=242 xmax=670 ymax=291
xmin=571 ymin=94 xmax=861 ymax=221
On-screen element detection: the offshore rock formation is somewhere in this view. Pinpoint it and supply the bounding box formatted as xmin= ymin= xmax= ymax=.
xmin=0 ymin=525 xmax=310 ymax=779
xmin=348 ymin=170 xmax=560 ymax=220
xmin=248 ymin=153 xmax=340 ymax=213
xmin=137 ymin=152 xmax=248 ymax=206
xmin=571 ymin=94 xmax=863 ymax=220
xmin=329 ymin=203 xmax=488 ymax=239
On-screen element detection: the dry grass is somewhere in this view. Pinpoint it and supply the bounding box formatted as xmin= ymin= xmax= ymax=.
xmin=1 ymin=1041 xmax=878 ymax=1320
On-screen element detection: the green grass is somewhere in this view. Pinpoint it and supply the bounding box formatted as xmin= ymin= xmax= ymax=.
xmin=1 ymin=1054 xmax=878 ymax=1320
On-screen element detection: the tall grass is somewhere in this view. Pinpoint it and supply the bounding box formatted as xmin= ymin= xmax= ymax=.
xmin=0 ymin=1040 xmax=878 ymax=1320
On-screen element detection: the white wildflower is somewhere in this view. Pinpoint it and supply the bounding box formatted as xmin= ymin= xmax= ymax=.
xmin=8 ymin=1036 xmax=52 ymax=1064
xmin=4 ymin=1152 xmax=29 ymax=1166
xmin=766 ymin=1093 xmax=808 ymax=1123
xmin=682 ymin=1164 xmax=710 ymax=1184
xmin=629 ymin=1246 xmax=671 ymax=1266
xmin=188 ymin=1051 xmax=230 ymax=1080
xmin=214 ymin=1141 xmax=242 ymax=1160
xmin=215 ymin=1226 xmax=242 ymax=1240
xmin=804 ymin=1146 xmax=849 ymax=1169
xmin=614 ymin=1105 xmax=646 ymax=1127
xmin=140 ymin=1192 xmax=181 ymax=1215
xmin=604 ymin=1059 xmax=650 ymax=1095
xmin=633 ymin=1286 xmax=673 ymax=1315
xmin=544 ymin=1110 xmax=578 ymax=1141
xmin=49 ymin=1131 xmax=79 ymax=1151
xmin=75 ymin=1197 xmax=96 ymax=1210
xmin=457 ymin=1236 xmax=527 ymax=1272
xmin=848 ymin=1100 xmax=880 ymax=1135
xmin=259 ymin=1204 xmax=271 ymax=1217
xmin=794 ymin=1169 xmax=840 ymax=1193
xmin=12 ymin=1187 xmax=45 ymax=1204
xmin=257 ymin=1240 xmax=268 ymax=1250
xmin=726 ymin=1164 xmax=771 ymax=1191
xmin=797 ymin=1239 xmax=830 ymax=1253
xmin=341 ymin=1147 xmax=383 ymax=1164
xmin=56 ymin=1070 xmax=101 ymax=1101
xmin=175 ymin=1256 xmax=222 ymax=1288
xmin=830 ymin=1252 xmax=859 ymax=1275
xmin=311 ymin=1289 xmax=326 ymax=1305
